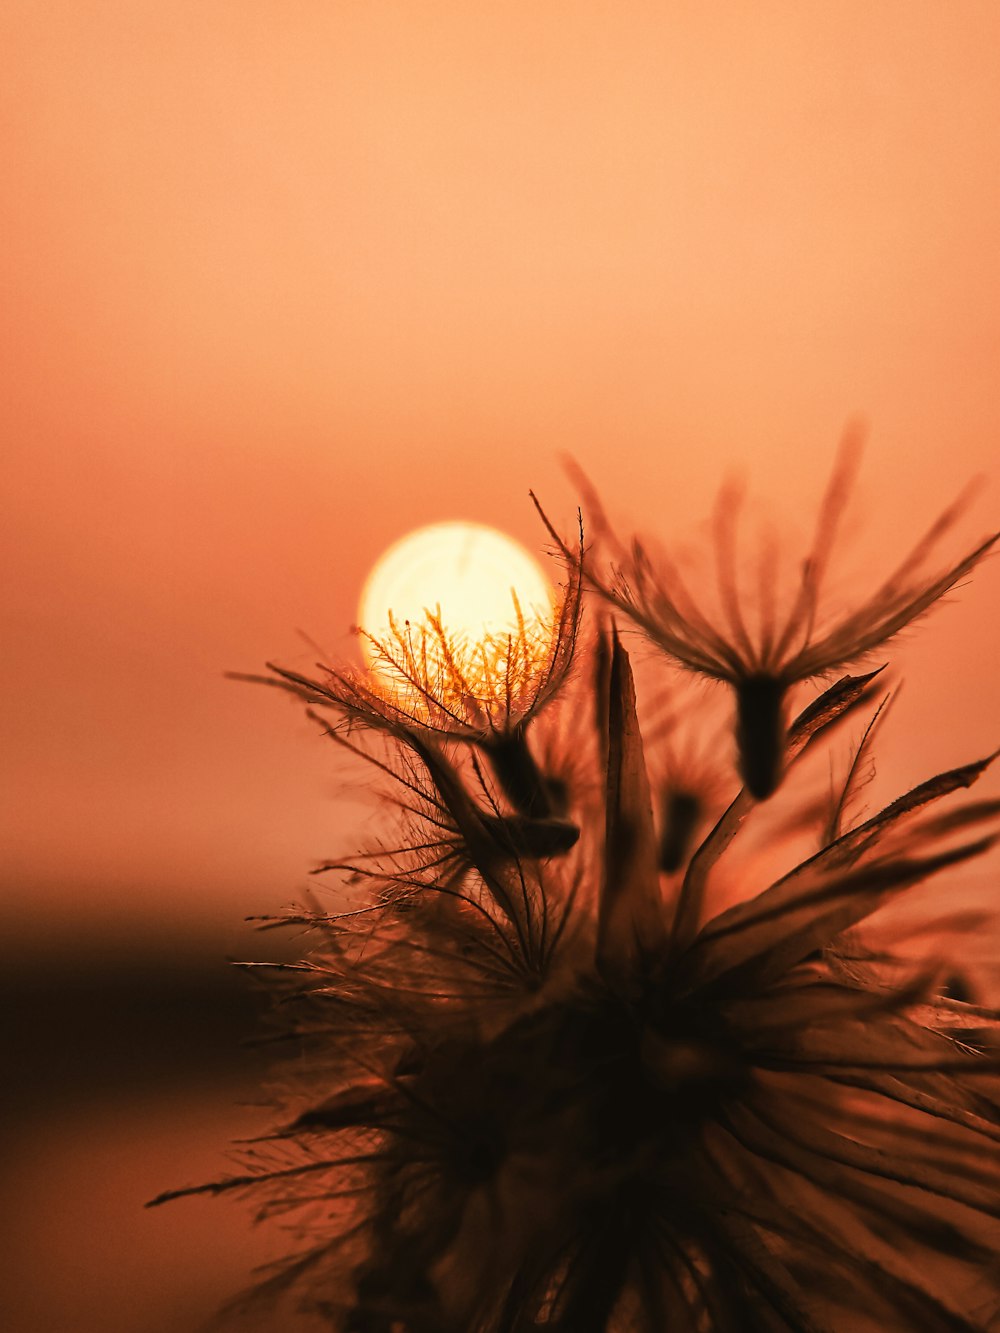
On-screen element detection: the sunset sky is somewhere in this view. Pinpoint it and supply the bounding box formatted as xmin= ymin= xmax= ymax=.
xmin=4 ymin=2 xmax=999 ymax=962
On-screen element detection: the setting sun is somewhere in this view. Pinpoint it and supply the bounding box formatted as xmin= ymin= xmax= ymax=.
xmin=357 ymin=521 xmax=554 ymax=663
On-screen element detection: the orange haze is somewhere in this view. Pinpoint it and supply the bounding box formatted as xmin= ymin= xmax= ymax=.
xmin=3 ymin=2 xmax=999 ymax=960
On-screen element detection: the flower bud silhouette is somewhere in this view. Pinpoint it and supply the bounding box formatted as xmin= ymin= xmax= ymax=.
xmin=544 ymin=429 xmax=997 ymax=799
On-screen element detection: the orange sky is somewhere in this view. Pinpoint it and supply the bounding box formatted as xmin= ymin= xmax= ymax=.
xmin=3 ymin=2 xmax=999 ymax=958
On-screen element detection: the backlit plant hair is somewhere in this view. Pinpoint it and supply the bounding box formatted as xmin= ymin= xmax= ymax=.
xmin=152 ymin=452 xmax=1000 ymax=1332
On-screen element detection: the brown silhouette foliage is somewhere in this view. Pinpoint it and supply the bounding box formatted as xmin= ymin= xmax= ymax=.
xmin=153 ymin=462 xmax=1000 ymax=1332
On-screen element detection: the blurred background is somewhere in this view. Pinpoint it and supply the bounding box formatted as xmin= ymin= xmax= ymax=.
xmin=3 ymin=3 xmax=1000 ymax=1328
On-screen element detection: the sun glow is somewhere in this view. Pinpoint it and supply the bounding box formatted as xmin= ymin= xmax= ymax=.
xmin=358 ymin=522 xmax=556 ymax=708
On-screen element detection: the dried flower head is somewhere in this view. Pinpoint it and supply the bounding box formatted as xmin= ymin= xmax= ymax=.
xmin=232 ymin=543 xmax=582 ymax=823
xmin=155 ymin=469 xmax=1000 ymax=1333
xmin=543 ymin=431 xmax=998 ymax=798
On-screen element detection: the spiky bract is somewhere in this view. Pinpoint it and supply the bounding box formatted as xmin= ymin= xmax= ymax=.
xmin=156 ymin=476 xmax=1000 ymax=1333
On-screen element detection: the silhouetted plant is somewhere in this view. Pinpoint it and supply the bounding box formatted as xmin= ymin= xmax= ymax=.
xmin=551 ymin=430 xmax=997 ymax=798
xmin=152 ymin=452 xmax=1000 ymax=1332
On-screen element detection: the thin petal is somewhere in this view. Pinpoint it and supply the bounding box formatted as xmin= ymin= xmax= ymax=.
xmin=595 ymin=630 xmax=668 ymax=992
xmin=674 ymin=836 xmax=997 ymax=999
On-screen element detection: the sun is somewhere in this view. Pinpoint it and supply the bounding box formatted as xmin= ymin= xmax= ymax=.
xmin=358 ymin=522 xmax=554 ymax=670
